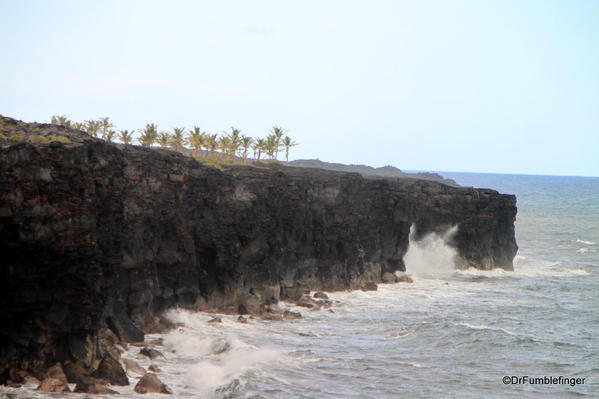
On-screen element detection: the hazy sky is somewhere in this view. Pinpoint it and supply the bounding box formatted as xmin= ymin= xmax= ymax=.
xmin=1 ymin=0 xmax=598 ymax=176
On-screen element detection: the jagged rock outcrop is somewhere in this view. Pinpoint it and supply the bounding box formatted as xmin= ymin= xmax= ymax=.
xmin=0 ymin=116 xmax=517 ymax=383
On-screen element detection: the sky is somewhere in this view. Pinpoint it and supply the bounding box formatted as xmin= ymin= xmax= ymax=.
xmin=1 ymin=0 xmax=598 ymax=176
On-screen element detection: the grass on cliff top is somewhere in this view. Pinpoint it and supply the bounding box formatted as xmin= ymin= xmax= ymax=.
xmin=0 ymin=133 xmax=71 ymax=145
xmin=195 ymin=156 xmax=282 ymax=171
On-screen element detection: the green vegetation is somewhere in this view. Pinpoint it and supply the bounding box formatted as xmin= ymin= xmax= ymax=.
xmin=49 ymin=115 xmax=299 ymax=163
xmin=0 ymin=132 xmax=71 ymax=145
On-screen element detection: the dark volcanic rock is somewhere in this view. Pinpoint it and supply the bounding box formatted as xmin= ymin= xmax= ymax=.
xmin=140 ymin=347 xmax=165 ymax=360
xmin=283 ymin=310 xmax=302 ymax=320
xmin=381 ymin=272 xmax=398 ymax=283
xmin=37 ymin=377 xmax=71 ymax=393
xmin=93 ymin=354 xmax=129 ymax=386
xmin=134 ymin=373 xmax=172 ymax=394
xmin=0 ymin=115 xmax=517 ymax=381
xmin=74 ymin=379 xmax=119 ymax=394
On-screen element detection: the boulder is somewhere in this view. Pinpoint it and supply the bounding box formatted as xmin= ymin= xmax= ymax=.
xmin=362 ymin=282 xmax=378 ymax=291
xmin=208 ymin=316 xmax=222 ymax=323
xmin=237 ymin=315 xmax=248 ymax=324
xmin=134 ymin=373 xmax=172 ymax=394
xmin=313 ymin=292 xmax=329 ymax=299
xmin=261 ymin=312 xmax=283 ymax=321
xmin=283 ymin=310 xmax=302 ymax=320
xmin=122 ymin=358 xmax=146 ymax=377
xmin=265 ymin=304 xmax=283 ymax=314
xmin=140 ymin=347 xmax=165 ymax=360
xmin=149 ymin=338 xmax=164 ymax=346
xmin=45 ymin=363 xmax=68 ymax=384
xmin=37 ymin=377 xmax=71 ymax=393
xmin=382 ymin=272 xmax=398 ymax=283
xmin=93 ymin=354 xmax=129 ymax=386
xmin=63 ymin=361 xmax=89 ymax=384
xmin=74 ymin=380 xmax=119 ymax=394
xmin=148 ymin=365 xmax=161 ymax=373
xmin=296 ymin=295 xmax=318 ymax=308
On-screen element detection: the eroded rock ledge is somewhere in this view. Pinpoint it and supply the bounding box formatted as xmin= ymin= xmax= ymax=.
xmin=0 ymin=116 xmax=517 ymax=384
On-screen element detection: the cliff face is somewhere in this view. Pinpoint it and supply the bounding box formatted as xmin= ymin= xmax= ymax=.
xmin=0 ymin=116 xmax=517 ymax=380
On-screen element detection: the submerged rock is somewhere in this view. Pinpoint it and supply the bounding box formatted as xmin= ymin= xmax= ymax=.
xmin=140 ymin=347 xmax=165 ymax=360
xmin=313 ymin=292 xmax=329 ymax=299
xmin=208 ymin=316 xmax=222 ymax=324
xmin=296 ymin=295 xmax=319 ymax=308
xmin=134 ymin=373 xmax=172 ymax=394
xmin=210 ymin=338 xmax=231 ymax=354
xmin=397 ymin=275 xmax=414 ymax=283
xmin=283 ymin=310 xmax=302 ymax=320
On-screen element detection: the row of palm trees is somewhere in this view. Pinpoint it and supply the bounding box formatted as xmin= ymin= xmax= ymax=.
xmin=50 ymin=115 xmax=298 ymax=161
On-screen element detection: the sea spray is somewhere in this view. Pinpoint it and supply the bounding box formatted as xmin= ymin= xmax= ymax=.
xmin=403 ymin=225 xmax=458 ymax=278
xmin=162 ymin=309 xmax=282 ymax=395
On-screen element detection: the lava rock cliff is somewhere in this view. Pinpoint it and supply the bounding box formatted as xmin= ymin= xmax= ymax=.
xmin=0 ymin=116 xmax=517 ymax=382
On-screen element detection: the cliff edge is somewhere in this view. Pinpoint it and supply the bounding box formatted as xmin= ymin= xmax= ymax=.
xmin=0 ymin=116 xmax=517 ymax=383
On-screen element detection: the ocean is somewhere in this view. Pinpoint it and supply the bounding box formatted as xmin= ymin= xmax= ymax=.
xmin=4 ymin=172 xmax=599 ymax=398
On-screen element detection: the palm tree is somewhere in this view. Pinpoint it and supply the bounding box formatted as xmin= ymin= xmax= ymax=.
xmin=51 ymin=115 xmax=72 ymax=128
xmin=282 ymin=135 xmax=298 ymax=161
xmin=218 ymin=136 xmax=233 ymax=159
xmin=157 ymin=132 xmax=171 ymax=148
xmin=118 ymin=129 xmax=135 ymax=145
xmin=139 ymin=123 xmax=158 ymax=147
xmin=270 ymin=126 xmax=286 ymax=159
xmin=206 ymin=134 xmax=219 ymax=158
xmin=240 ymin=135 xmax=253 ymax=161
xmin=253 ymin=138 xmax=266 ymax=160
xmin=105 ymin=129 xmax=117 ymax=142
xmin=84 ymin=119 xmax=102 ymax=137
xmin=170 ymin=127 xmax=186 ymax=152
xmin=225 ymin=127 xmax=242 ymax=158
xmin=186 ymin=127 xmax=205 ymax=157
xmin=264 ymin=134 xmax=278 ymax=159
xmin=99 ymin=117 xmax=113 ymax=140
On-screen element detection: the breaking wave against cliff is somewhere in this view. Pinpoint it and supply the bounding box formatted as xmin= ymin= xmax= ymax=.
xmin=403 ymin=225 xmax=458 ymax=278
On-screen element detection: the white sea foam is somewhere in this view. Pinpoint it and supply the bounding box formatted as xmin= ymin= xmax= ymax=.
xmin=455 ymin=265 xmax=589 ymax=278
xmin=457 ymin=322 xmax=517 ymax=336
xmin=515 ymin=266 xmax=590 ymax=277
xmin=158 ymin=309 xmax=283 ymax=395
xmin=185 ymin=347 xmax=280 ymax=393
xmin=403 ymin=225 xmax=458 ymax=278
xmin=575 ymin=239 xmax=595 ymax=245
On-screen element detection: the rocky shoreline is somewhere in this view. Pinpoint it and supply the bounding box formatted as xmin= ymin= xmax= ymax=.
xmin=0 ymin=115 xmax=518 ymax=393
